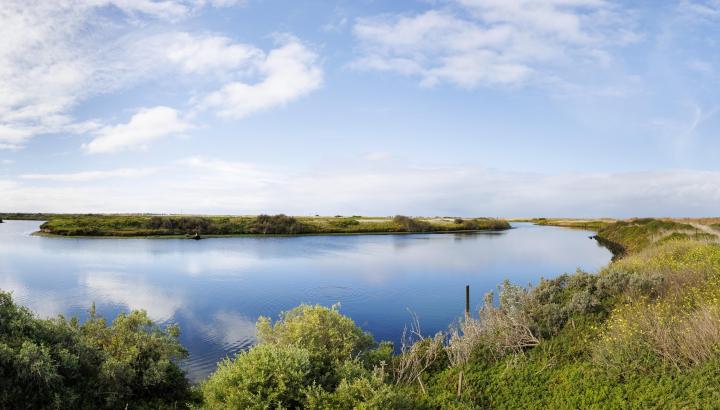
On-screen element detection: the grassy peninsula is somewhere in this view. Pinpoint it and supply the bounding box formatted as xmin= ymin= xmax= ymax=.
xmin=4 ymin=217 xmax=720 ymax=408
xmin=34 ymin=214 xmax=511 ymax=237
xmin=527 ymin=217 xmax=615 ymax=230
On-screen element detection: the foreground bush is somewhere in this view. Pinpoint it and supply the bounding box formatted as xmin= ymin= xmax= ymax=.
xmin=200 ymin=344 xmax=312 ymax=409
xmin=305 ymin=372 xmax=429 ymax=410
xmin=201 ymin=304 xmax=404 ymax=408
xmin=0 ymin=292 xmax=190 ymax=409
xmin=257 ymin=304 xmax=376 ymax=387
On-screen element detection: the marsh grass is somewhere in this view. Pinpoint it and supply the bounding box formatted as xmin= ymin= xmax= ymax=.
xmin=392 ymin=312 xmax=445 ymax=392
xmin=37 ymin=214 xmax=511 ymax=237
xmin=596 ymin=218 xmax=718 ymax=254
xmin=446 ymin=317 xmax=483 ymax=368
xmin=594 ymin=241 xmax=720 ymax=372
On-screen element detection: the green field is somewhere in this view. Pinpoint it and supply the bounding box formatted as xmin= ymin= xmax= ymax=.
xmin=31 ymin=214 xmax=511 ymax=237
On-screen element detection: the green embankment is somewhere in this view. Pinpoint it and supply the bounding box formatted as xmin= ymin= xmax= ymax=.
xmin=4 ymin=217 xmax=720 ymax=408
xmin=529 ymin=218 xmax=614 ymax=230
xmin=35 ymin=214 xmax=511 ymax=237
xmin=595 ymin=217 xmax=717 ymax=255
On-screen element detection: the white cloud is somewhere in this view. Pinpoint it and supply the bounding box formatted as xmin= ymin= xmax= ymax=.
xmin=21 ymin=168 xmax=157 ymax=182
xmin=100 ymin=0 xmax=194 ymax=19
xmin=195 ymin=0 xmax=246 ymax=7
xmin=679 ymin=0 xmax=720 ymax=19
xmin=0 ymin=1 xmax=245 ymax=150
xmin=83 ymin=106 xmax=190 ymax=153
xmin=352 ymin=0 xmax=637 ymax=88
xmin=2 ymin=161 xmax=720 ymax=218
xmin=202 ymin=38 xmax=323 ymax=118
xmin=166 ymin=33 xmax=264 ymax=74
xmin=93 ymin=0 xmax=245 ymax=20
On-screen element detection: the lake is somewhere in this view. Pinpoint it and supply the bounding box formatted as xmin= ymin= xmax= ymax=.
xmin=0 ymin=220 xmax=612 ymax=381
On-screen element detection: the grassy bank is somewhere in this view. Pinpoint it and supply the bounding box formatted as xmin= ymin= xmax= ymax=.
xmin=3 ymin=217 xmax=720 ymax=408
xmin=35 ymin=214 xmax=511 ymax=237
xmin=595 ymin=217 xmax=718 ymax=254
xmin=512 ymin=217 xmax=615 ymax=230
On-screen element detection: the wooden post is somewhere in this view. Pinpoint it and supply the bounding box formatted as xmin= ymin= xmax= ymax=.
xmin=465 ymin=285 xmax=470 ymax=318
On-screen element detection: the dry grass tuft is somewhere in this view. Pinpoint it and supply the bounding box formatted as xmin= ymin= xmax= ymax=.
xmin=392 ymin=312 xmax=445 ymax=393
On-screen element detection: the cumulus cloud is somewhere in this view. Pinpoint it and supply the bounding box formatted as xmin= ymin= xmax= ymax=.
xmin=0 ymin=2 xmax=150 ymax=149
xmin=162 ymin=32 xmax=324 ymax=118
xmin=0 ymin=1 xmax=250 ymax=150
xmin=83 ymin=106 xmax=190 ymax=153
xmin=166 ymin=33 xmax=264 ymax=75
xmin=352 ymin=0 xmax=637 ymax=88
xmin=201 ymin=38 xmax=323 ymax=118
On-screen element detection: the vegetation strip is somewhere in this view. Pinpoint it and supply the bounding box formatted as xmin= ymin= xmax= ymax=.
xmin=32 ymin=214 xmax=511 ymax=238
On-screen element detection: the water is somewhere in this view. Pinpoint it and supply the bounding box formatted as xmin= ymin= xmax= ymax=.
xmin=0 ymin=220 xmax=611 ymax=381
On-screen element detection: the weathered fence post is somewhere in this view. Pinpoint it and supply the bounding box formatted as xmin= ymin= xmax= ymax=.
xmin=465 ymin=285 xmax=470 ymax=318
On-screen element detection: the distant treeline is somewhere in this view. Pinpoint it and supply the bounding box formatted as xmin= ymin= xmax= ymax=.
xmin=36 ymin=214 xmax=511 ymax=237
xmin=1 ymin=212 xmax=73 ymax=220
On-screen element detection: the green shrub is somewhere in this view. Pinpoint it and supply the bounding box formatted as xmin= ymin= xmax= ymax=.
xmin=202 ymin=305 xmax=392 ymax=408
xmin=0 ymin=291 xmax=190 ymax=409
xmin=257 ymin=304 xmax=375 ymax=387
xmin=458 ymin=218 xmax=508 ymax=231
xmin=249 ymin=214 xmax=313 ymax=234
xmin=200 ymin=344 xmax=312 ymax=409
xmin=392 ymin=215 xmax=433 ymax=232
xmin=304 ymin=372 xmax=429 ymax=410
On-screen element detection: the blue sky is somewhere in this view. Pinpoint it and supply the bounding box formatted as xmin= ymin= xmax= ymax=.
xmin=1 ymin=0 xmax=719 ymax=217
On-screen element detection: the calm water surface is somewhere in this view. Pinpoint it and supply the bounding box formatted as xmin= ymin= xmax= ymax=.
xmin=0 ymin=221 xmax=611 ymax=380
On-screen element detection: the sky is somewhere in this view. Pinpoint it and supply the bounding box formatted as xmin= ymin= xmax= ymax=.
xmin=1 ymin=0 xmax=719 ymax=217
